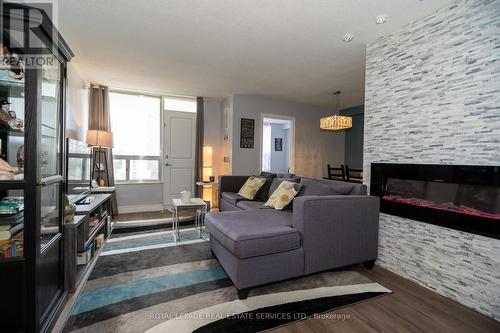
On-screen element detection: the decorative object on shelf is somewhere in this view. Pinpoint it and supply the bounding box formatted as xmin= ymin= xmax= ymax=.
xmin=15 ymin=145 xmax=24 ymax=168
xmin=240 ymin=118 xmax=255 ymax=148
xmin=209 ymin=176 xmax=215 ymax=182
xmin=0 ymin=44 xmax=25 ymax=80
xmin=275 ymin=138 xmax=283 ymax=151
xmin=7 ymin=111 xmax=23 ymax=130
xmin=0 ymin=100 xmax=14 ymax=126
xmin=0 ymin=158 xmax=18 ymax=180
xmin=86 ymin=129 xmax=113 ymax=186
xmin=0 ymin=197 xmax=24 ymax=216
xmin=64 ymin=195 xmax=76 ymax=223
xmin=180 ymin=190 xmax=192 ymax=204
xmin=95 ymin=234 xmax=104 ymax=249
xmin=0 ymin=44 xmax=10 ymax=70
xmin=320 ymin=91 xmax=352 ymax=131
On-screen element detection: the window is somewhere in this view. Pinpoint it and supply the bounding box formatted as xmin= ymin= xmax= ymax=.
xmin=68 ymin=157 xmax=91 ymax=181
xmin=109 ymin=92 xmax=161 ymax=182
xmin=163 ymin=96 xmax=196 ymax=112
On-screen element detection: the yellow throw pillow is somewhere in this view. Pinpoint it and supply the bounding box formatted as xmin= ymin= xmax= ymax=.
xmin=265 ymin=181 xmax=302 ymax=210
xmin=238 ymin=176 xmax=267 ymax=200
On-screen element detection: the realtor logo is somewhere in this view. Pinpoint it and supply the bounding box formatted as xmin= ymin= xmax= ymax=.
xmin=0 ymin=0 xmax=60 ymax=70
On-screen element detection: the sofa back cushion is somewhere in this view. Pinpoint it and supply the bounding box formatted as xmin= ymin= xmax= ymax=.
xmin=308 ymin=177 xmax=367 ymax=195
xmin=299 ymin=178 xmax=355 ymax=196
xmin=256 ymin=174 xmax=277 ymax=201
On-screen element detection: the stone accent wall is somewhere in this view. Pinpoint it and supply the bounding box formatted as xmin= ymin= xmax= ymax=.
xmin=364 ymin=0 xmax=500 ymax=319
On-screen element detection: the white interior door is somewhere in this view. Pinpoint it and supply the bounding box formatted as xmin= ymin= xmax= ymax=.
xmin=163 ymin=110 xmax=196 ymax=206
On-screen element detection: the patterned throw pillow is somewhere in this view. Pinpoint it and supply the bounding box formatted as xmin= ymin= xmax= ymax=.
xmin=265 ymin=181 xmax=302 ymax=210
xmin=238 ymin=176 xmax=267 ymax=200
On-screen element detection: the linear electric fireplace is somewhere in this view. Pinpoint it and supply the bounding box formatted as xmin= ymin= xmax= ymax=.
xmin=370 ymin=163 xmax=500 ymax=239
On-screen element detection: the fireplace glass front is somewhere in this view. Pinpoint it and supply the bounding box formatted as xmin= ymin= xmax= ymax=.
xmin=383 ymin=178 xmax=500 ymax=221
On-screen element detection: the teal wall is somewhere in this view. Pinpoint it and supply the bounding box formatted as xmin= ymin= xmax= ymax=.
xmin=340 ymin=105 xmax=364 ymax=169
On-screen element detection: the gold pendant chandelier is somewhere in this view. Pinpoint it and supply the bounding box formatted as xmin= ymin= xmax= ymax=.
xmin=320 ymin=91 xmax=352 ymax=131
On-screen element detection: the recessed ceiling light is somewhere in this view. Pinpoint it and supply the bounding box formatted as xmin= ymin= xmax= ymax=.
xmin=376 ymin=16 xmax=387 ymax=24
xmin=343 ymin=34 xmax=354 ymax=42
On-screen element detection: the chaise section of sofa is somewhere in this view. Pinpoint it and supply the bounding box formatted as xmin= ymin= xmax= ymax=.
xmin=209 ymin=174 xmax=380 ymax=299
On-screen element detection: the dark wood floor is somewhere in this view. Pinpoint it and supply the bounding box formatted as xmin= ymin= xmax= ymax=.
xmin=116 ymin=212 xmax=499 ymax=332
xmin=272 ymin=266 xmax=500 ymax=333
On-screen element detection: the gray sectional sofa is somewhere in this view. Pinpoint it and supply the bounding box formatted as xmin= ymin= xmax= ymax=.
xmin=205 ymin=174 xmax=380 ymax=299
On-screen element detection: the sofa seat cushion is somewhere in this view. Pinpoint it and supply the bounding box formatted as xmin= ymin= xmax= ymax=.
xmin=236 ymin=200 xmax=269 ymax=210
xmin=205 ymin=210 xmax=300 ymax=259
xmin=221 ymin=192 xmax=248 ymax=206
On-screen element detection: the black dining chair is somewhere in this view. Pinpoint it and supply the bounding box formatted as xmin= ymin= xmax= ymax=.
xmin=345 ymin=165 xmax=363 ymax=183
xmin=324 ymin=164 xmax=346 ymax=181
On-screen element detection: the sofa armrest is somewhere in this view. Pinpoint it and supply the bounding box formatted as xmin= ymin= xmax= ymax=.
xmin=292 ymin=195 xmax=380 ymax=274
xmin=218 ymin=175 xmax=249 ymax=195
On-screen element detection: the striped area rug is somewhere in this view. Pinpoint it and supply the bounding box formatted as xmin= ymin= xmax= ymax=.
xmin=63 ymin=228 xmax=390 ymax=333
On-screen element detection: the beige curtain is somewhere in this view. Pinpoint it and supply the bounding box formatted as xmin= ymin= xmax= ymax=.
xmin=195 ymin=97 xmax=204 ymax=197
xmin=89 ymin=85 xmax=118 ymax=215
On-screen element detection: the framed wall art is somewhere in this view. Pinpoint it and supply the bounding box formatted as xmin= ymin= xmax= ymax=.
xmin=240 ymin=118 xmax=255 ymax=148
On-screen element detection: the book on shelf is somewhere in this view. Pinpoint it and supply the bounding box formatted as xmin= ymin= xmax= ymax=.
xmin=40 ymin=225 xmax=59 ymax=235
xmin=0 ymin=222 xmax=23 ymax=240
xmin=88 ymin=218 xmax=99 ymax=228
xmin=0 ymin=231 xmax=23 ymax=258
xmin=0 ymin=211 xmax=24 ymax=225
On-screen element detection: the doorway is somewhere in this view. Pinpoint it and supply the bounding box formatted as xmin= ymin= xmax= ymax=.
xmin=261 ymin=115 xmax=295 ymax=174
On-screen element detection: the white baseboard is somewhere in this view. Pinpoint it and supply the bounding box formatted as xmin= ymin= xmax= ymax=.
xmin=118 ymin=204 xmax=165 ymax=214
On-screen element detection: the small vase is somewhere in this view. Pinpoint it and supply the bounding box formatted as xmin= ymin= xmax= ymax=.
xmin=180 ymin=190 xmax=191 ymax=204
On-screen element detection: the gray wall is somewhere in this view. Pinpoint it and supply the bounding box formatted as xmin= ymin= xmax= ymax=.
xmin=270 ymin=123 xmax=290 ymax=173
xmin=231 ymin=95 xmax=345 ymax=178
xmin=364 ymin=0 xmax=500 ymax=319
xmin=340 ymin=105 xmax=364 ymax=169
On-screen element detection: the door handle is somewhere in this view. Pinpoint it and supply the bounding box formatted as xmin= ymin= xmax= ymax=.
xmin=165 ymin=163 xmax=172 ymax=166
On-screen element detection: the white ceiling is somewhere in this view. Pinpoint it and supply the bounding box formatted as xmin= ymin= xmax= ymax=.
xmin=59 ymin=0 xmax=451 ymax=108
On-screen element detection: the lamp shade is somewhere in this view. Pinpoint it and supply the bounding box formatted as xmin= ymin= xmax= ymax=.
xmin=202 ymin=145 xmax=213 ymax=182
xmin=202 ymin=145 xmax=213 ymax=167
xmin=86 ymin=130 xmax=114 ymax=148
xmin=320 ymin=115 xmax=352 ymax=131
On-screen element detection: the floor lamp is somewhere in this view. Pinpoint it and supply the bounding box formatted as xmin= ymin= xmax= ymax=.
xmin=86 ymin=129 xmax=113 ymax=187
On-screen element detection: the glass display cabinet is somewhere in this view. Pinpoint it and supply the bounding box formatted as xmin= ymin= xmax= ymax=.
xmin=0 ymin=3 xmax=73 ymax=332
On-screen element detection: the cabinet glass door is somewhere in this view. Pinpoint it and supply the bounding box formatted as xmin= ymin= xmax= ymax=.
xmin=39 ymin=56 xmax=61 ymax=178
xmin=38 ymin=56 xmax=63 ymax=249
xmin=37 ymin=56 xmax=64 ymax=327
